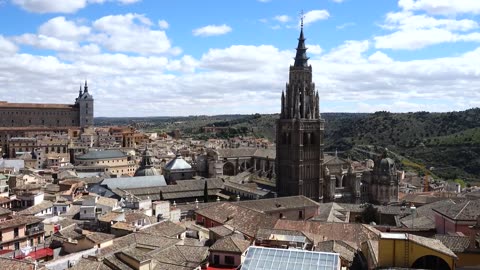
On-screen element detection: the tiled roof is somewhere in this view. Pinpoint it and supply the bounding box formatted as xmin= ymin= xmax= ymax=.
xmin=0 ymin=258 xmax=36 ymax=270
xmin=209 ymin=225 xmax=234 ymax=237
xmin=435 ymin=234 xmax=471 ymax=253
xmin=408 ymin=234 xmax=457 ymax=258
xmin=0 ymin=206 xmax=12 ymax=216
xmin=138 ymin=220 xmax=186 ymax=238
xmin=85 ymin=231 xmax=116 ymax=244
xmin=315 ymin=240 xmax=356 ymax=263
xmin=236 ymin=195 xmax=319 ymax=213
xmin=209 ymin=236 xmax=251 ymax=253
xmin=150 ymin=245 xmax=209 ymax=269
xmin=274 ymin=220 xmax=381 ymax=247
xmin=434 ymin=199 xmax=480 ymax=221
xmin=195 ymin=202 xmax=278 ymax=237
xmin=17 ymin=200 xmax=53 ymax=215
xmin=0 ymin=215 xmax=43 ymax=230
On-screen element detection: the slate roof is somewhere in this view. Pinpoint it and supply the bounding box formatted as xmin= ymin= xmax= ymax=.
xmin=435 ymin=235 xmax=472 ymax=253
xmin=164 ymin=155 xmax=193 ymax=170
xmin=209 ymin=235 xmax=251 ymax=253
xmin=100 ymin=175 xmax=167 ymax=189
xmin=236 ymin=195 xmax=319 ymax=213
xmin=433 ymin=199 xmax=480 ymax=221
xmin=120 ymin=178 xmax=224 ymax=200
xmin=76 ymin=149 xmax=127 ymax=160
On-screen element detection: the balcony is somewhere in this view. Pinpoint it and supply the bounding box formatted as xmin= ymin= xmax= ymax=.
xmin=26 ymin=226 xmax=44 ymax=236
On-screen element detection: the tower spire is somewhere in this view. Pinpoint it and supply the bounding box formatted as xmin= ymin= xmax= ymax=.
xmin=79 ymin=84 xmax=83 ymax=97
xmin=294 ymin=11 xmax=309 ymax=67
xmin=84 ymin=80 xmax=88 ymax=93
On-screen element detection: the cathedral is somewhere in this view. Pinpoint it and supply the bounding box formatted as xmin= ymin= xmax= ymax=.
xmin=275 ymin=21 xmax=325 ymax=202
xmin=275 ymin=22 xmax=399 ymax=204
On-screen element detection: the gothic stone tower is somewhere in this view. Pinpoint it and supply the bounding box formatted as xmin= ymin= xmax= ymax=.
xmin=276 ymin=24 xmax=325 ymax=202
xmin=76 ymin=81 xmax=94 ymax=127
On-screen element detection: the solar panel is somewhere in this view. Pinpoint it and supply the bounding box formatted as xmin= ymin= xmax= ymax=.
xmin=242 ymin=246 xmax=339 ymax=270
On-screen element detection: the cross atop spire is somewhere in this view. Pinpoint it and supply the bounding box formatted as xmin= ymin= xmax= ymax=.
xmin=294 ymin=10 xmax=309 ymax=68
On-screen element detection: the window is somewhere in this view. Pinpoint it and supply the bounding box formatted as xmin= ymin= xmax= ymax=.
xmin=14 ymin=242 xmax=19 ymax=250
xmin=14 ymin=228 xmax=19 ymax=238
xmin=84 ymin=210 xmax=87 ymax=214
xmin=38 ymin=236 xmax=42 ymax=244
xmin=298 ymin=210 xmax=303 ymax=220
xmin=225 ymin=255 xmax=235 ymax=265
xmin=213 ymin=255 xmax=220 ymax=265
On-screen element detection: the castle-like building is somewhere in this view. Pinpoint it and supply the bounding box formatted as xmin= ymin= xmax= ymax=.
xmin=275 ymin=23 xmax=399 ymax=204
xmin=0 ymin=81 xmax=93 ymax=128
xmin=0 ymin=81 xmax=94 ymax=156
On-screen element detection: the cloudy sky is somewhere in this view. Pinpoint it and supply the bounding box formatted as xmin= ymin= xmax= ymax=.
xmin=0 ymin=0 xmax=479 ymax=116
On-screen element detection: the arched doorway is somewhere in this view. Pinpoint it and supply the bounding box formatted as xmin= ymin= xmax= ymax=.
xmin=223 ymin=162 xmax=235 ymax=176
xmin=411 ymin=255 xmax=451 ymax=270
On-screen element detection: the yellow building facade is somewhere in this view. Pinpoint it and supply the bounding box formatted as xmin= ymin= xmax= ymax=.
xmin=376 ymin=233 xmax=457 ymax=270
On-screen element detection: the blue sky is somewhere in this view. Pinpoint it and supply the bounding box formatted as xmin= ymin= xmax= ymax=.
xmin=0 ymin=0 xmax=480 ymax=116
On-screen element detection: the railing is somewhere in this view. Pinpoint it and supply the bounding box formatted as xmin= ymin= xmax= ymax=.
xmin=26 ymin=226 xmax=43 ymax=236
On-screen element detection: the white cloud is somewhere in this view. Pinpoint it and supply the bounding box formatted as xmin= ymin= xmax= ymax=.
xmin=332 ymin=0 xmax=345 ymax=2
xmin=399 ymin=0 xmax=480 ymax=15
xmin=274 ymin=15 xmax=290 ymax=23
xmin=158 ymin=20 xmax=169 ymax=29
xmin=12 ymin=0 xmax=86 ymax=13
xmin=38 ymin=17 xmax=90 ymax=41
xmin=303 ymin=10 xmax=330 ymax=26
xmin=368 ymin=51 xmax=393 ymax=63
xmin=0 ymin=36 xmax=18 ymax=56
xmin=92 ymin=13 xmax=176 ymax=55
xmin=192 ymin=24 xmax=232 ymax=37
xmin=321 ymin=40 xmax=369 ymax=63
xmin=375 ymin=11 xmax=480 ymax=50
xmin=307 ymin=44 xmax=323 ymax=55
xmin=336 ymin=22 xmax=355 ymax=30
xmin=12 ymin=0 xmax=141 ymax=14
xmin=14 ymin=34 xmax=100 ymax=53
xmin=1 ymin=38 xmax=480 ymax=116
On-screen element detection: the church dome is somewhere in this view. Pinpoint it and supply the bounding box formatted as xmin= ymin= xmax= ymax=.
xmin=134 ymin=147 xmax=159 ymax=177
xmin=379 ymin=157 xmax=396 ymax=174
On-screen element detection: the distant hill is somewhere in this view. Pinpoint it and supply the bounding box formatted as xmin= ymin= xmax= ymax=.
xmin=95 ymin=108 xmax=480 ymax=182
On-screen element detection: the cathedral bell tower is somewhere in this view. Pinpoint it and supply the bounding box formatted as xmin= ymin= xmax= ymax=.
xmin=276 ymin=20 xmax=325 ymax=201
